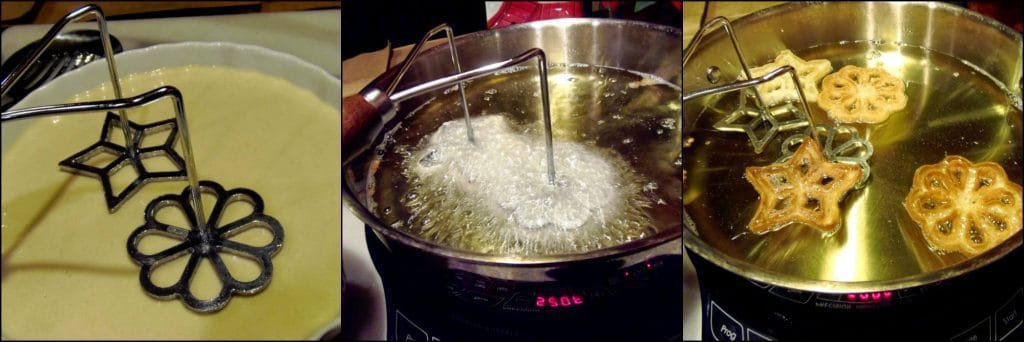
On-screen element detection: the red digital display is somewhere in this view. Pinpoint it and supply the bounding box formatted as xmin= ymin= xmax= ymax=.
xmin=536 ymin=294 xmax=584 ymax=308
xmin=845 ymin=291 xmax=892 ymax=302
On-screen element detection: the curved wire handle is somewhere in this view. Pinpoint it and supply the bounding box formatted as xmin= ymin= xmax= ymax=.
xmin=386 ymin=24 xmax=475 ymax=142
xmin=3 ymin=86 xmax=208 ymax=231
xmin=4 ymin=83 xmax=288 ymax=314
xmin=683 ymin=16 xmax=767 ymax=112
xmin=683 ymin=65 xmax=820 ymax=143
xmin=390 ymin=47 xmax=556 ymax=184
xmin=343 ymin=47 xmax=560 ymax=238
xmin=0 ymin=4 xmax=135 ymax=158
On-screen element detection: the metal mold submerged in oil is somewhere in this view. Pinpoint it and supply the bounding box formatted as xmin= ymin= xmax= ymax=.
xmin=369 ymin=64 xmax=683 ymax=256
xmin=683 ymin=41 xmax=1024 ymax=282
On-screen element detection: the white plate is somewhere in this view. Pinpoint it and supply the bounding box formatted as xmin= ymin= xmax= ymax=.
xmin=1 ymin=42 xmax=340 ymax=340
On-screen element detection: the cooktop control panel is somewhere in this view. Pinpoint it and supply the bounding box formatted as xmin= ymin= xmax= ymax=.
xmin=444 ymin=255 xmax=670 ymax=313
xmin=367 ymin=227 xmax=683 ymax=341
xmin=703 ymin=286 xmax=1022 ymax=341
xmin=689 ymin=247 xmax=1023 ymax=341
xmin=744 ymin=278 xmax=926 ymax=310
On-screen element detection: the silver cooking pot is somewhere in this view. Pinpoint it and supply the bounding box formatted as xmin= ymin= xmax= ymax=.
xmin=683 ymin=2 xmax=1023 ymax=293
xmin=342 ymin=18 xmax=682 ymax=281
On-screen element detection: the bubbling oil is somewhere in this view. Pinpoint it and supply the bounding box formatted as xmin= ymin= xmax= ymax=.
xmin=401 ymin=115 xmax=653 ymax=255
xmin=370 ymin=64 xmax=683 ymax=256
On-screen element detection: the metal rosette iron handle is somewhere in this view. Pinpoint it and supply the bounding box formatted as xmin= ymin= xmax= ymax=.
xmin=681 ymin=15 xmax=873 ymax=185
xmin=0 ymin=4 xmax=283 ymax=313
xmin=343 ymin=23 xmax=559 ymax=183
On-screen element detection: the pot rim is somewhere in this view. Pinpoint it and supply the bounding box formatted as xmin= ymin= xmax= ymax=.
xmin=682 ymin=1 xmax=1024 ymax=293
xmin=343 ymin=17 xmax=683 ymax=267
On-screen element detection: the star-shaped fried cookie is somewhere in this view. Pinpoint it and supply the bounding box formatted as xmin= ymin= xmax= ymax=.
xmin=904 ymin=156 xmax=1022 ymax=256
xmin=745 ymin=137 xmax=862 ymax=234
xmin=741 ymin=49 xmax=833 ymax=106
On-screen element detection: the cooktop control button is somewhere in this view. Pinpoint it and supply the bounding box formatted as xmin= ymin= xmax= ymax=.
xmin=747 ymin=328 xmax=773 ymax=341
xmin=996 ymin=288 xmax=1023 ymax=340
xmin=748 ymin=279 xmax=770 ymax=289
xmin=494 ymin=285 xmax=512 ymax=295
xmin=768 ymin=286 xmax=813 ymax=304
xmin=709 ymin=301 xmax=744 ymax=341
xmin=951 ymin=317 xmax=991 ymax=342
xmin=454 ymin=290 xmax=502 ymax=307
xmin=396 ymin=310 xmax=430 ymax=342
xmin=471 ymin=279 xmax=490 ymax=292
xmin=897 ymin=287 xmax=921 ymax=299
xmin=502 ymin=292 xmax=541 ymax=312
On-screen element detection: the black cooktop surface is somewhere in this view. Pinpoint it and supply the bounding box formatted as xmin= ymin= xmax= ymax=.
xmin=367 ymin=227 xmax=683 ymax=341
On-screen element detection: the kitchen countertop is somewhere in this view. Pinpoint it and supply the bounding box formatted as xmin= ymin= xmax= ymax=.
xmin=2 ymin=9 xmax=340 ymax=78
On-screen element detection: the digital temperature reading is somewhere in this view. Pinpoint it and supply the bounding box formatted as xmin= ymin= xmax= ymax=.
xmin=536 ymin=294 xmax=584 ymax=308
xmin=845 ymin=291 xmax=892 ymax=302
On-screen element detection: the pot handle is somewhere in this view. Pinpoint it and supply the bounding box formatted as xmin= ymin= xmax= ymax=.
xmin=342 ymin=94 xmax=378 ymax=147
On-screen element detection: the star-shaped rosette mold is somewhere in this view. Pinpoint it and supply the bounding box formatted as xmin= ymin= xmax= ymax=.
xmin=127 ymin=180 xmax=284 ymax=313
xmin=59 ymin=112 xmax=187 ymax=212
xmin=713 ymin=95 xmax=810 ymax=154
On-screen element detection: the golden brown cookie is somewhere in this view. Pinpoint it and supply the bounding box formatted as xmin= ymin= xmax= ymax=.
xmin=744 ymin=137 xmax=862 ymax=234
xmin=904 ymin=156 xmax=1022 ymax=256
xmin=742 ymin=49 xmax=833 ymax=106
xmin=818 ymin=65 xmax=907 ymax=124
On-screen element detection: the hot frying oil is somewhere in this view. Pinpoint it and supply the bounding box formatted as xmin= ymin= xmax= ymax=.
xmin=683 ymin=41 xmax=1023 ymax=281
xmin=370 ymin=65 xmax=683 ymax=256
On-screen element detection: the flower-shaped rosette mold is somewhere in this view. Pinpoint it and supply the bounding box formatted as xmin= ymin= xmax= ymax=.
xmin=127 ymin=180 xmax=284 ymax=313
xmin=904 ymin=156 xmax=1022 ymax=257
xmin=818 ymin=65 xmax=908 ymax=124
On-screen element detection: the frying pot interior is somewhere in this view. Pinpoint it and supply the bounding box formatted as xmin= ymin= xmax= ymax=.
xmin=343 ymin=19 xmax=683 ymax=264
xmin=682 ymin=2 xmax=1023 ymax=106
xmin=683 ymin=2 xmax=1023 ymax=292
xmin=398 ymin=18 xmax=682 ymax=121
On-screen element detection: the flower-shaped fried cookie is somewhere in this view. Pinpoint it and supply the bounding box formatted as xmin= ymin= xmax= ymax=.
xmin=745 ymin=137 xmax=862 ymax=234
xmin=741 ymin=49 xmax=833 ymax=106
xmin=904 ymin=156 xmax=1022 ymax=256
xmin=818 ymin=65 xmax=907 ymax=124
xmin=127 ymin=180 xmax=284 ymax=312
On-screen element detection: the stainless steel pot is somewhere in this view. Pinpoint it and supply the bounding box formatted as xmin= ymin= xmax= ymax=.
xmin=343 ymin=18 xmax=682 ymax=281
xmin=683 ymin=2 xmax=1023 ymax=293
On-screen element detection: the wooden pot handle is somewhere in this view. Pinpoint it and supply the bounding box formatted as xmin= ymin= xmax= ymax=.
xmin=342 ymin=94 xmax=378 ymax=147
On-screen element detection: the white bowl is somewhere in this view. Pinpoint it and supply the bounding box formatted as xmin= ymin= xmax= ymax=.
xmin=1 ymin=42 xmax=340 ymax=340
xmin=4 ymin=42 xmax=340 ymax=151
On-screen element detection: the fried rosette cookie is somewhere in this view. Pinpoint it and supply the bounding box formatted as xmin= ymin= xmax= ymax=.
xmin=745 ymin=137 xmax=862 ymax=234
xmin=818 ymin=65 xmax=907 ymax=124
xmin=742 ymin=49 xmax=833 ymax=106
xmin=904 ymin=156 xmax=1022 ymax=256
